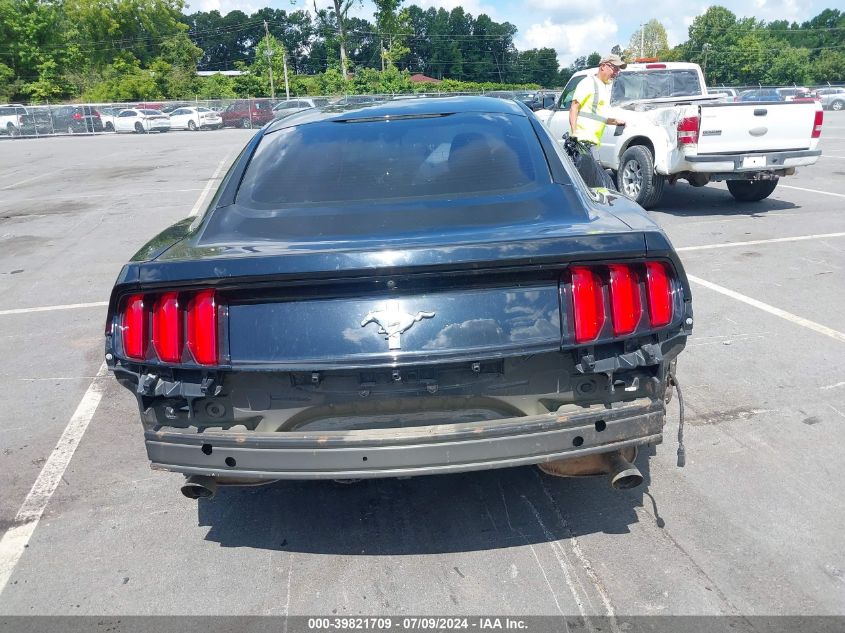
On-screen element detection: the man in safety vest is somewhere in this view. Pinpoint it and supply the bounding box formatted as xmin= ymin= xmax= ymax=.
xmin=569 ymin=53 xmax=627 ymax=153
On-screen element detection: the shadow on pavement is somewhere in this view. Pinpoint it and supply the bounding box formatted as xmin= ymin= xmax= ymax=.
xmin=196 ymin=449 xmax=660 ymax=554
xmin=654 ymin=182 xmax=797 ymax=216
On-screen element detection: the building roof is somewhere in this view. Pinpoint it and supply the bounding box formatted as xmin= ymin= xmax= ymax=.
xmin=409 ymin=73 xmax=441 ymax=84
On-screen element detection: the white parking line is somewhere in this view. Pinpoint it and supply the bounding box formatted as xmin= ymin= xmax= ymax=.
xmin=688 ymin=275 xmax=845 ymax=344
xmin=189 ymin=153 xmax=233 ymax=217
xmin=677 ymin=232 xmax=845 ymax=252
xmin=821 ymin=155 xmax=845 ymax=159
xmin=779 ymin=185 xmax=845 ymax=198
xmin=0 ymin=301 xmax=108 ymax=316
xmin=0 ymin=362 xmax=108 ymax=595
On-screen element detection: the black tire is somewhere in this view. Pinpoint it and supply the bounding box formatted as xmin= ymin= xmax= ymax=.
xmin=188 ymin=120 xmax=197 ymax=131
xmin=134 ymin=121 xmax=145 ymax=134
xmin=105 ymin=122 xmax=114 ymax=132
xmin=832 ymin=99 xmax=844 ymax=112
xmin=616 ymin=145 xmax=665 ymax=209
xmin=726 ymin=178 xmax=778 ymax=202
xmin=7 ymin=123 xmax=19 ymax=137
xmin=240 ymin=117 xmax=252 ymax=129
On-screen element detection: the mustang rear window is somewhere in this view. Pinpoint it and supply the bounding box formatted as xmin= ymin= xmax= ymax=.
xmin=236 ymin=112 xmax=547 ymax=206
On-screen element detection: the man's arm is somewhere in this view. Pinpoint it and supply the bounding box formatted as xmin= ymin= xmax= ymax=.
xmin=569 ymin=101 xmax=580 ymax=136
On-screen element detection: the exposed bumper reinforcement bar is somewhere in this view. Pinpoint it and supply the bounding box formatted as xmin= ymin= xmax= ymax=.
xmin=145 ymin=399 xmax=665 ymax=480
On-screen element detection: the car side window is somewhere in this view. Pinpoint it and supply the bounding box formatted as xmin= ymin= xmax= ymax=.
xmin=119 ymin=111 xmax=134 ymax=117
xmin=558 ymin=76 xmax=581 ymax=111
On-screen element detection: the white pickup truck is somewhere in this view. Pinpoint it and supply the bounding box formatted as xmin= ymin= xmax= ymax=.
xmin=536 ymin=62 xmax=823 ymax=208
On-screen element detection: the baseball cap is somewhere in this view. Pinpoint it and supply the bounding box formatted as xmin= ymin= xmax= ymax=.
xmin=600 ymin=54 xmax=627 ymax=69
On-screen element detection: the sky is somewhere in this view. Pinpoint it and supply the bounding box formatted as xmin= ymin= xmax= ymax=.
xmin=185 ymin=0 xmax=832 ymax=67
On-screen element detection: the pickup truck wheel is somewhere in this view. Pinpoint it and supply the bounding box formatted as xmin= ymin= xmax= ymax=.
xmin=240 ymin=117 xmax=252 ymax=129
xmin=831 ymin=99 xmax=844 ymax=111
xmin=727 ymin=178 xmax=778 ymax=202
xmin=617 ymin=145 xmax=665 ymax=209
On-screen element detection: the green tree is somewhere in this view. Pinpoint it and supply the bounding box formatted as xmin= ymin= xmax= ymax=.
xmin=251 ymin=34 xmax=288 ymax=98
xmin=626 ymin=20 xmax=670 ymax=59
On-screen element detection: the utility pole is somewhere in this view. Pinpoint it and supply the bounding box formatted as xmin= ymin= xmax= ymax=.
xmin=702 ymin=43 xmax=711 ymax=84
xmin=282 ymin=48 xmax=290 ymax=100
xmin=263 ymin=20 xmax=275 ymax=100
xmin=640 ymin=23 xmax=645 ymax=59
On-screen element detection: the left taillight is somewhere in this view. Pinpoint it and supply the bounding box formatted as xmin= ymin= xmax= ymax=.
xmin=677 ymin=115 xmax=699 ymax=146
xmin=118 ymin=289 xmax=217 ymax=365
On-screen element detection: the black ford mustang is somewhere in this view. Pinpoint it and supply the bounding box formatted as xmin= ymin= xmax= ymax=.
xmin=105 ymin=96 xmax=693 ymax=499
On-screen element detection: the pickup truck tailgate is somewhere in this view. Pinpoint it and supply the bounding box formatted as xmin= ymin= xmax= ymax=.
xmin=697 ymin=102 xmax=818 ymax=154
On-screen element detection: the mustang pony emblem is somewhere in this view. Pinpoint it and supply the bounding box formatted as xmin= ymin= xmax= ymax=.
xmin=361 ymin=300 xmax=435 ymax=350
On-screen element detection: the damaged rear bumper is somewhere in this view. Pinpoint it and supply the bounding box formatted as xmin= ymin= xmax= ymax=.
xmin=145 ymin=398 xmax=664 ymax=480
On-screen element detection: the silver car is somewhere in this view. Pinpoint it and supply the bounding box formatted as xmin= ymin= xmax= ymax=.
xmin=818 ymin=87 xmax=845 ymax=111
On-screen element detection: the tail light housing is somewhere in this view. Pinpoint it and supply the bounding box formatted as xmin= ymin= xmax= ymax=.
xmin=677 ymin=116 xmax=699 ymax=145
xmin=566 ymin=261 xmax=676 ymax=344
xmin=812 ymin=110 xmax=823 ymax=139
xmin=72 ymin=112 xmax=82 ymax=120
xmin=571 ymin=267 xmax=605 ymax=344
xmin=118 ymin=289 xmax=218 ymax=365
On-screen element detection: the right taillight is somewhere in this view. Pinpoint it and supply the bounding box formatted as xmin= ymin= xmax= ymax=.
xmin=567 ymin=261 xmax=675 ymax=344
xmin=645 ymin=262 xmax=673 ymax=327
xmin=812 ymin=109 xmax=823 ymax=139
xmin=677 ymin=115 xmax=699 ymax=145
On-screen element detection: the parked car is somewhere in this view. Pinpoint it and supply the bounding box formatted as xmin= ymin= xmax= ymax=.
xmin=160 ymin=102 xmax=190 ymax=114
xmin=114 ymin=109 xmax=171 ymax=133
xmin=818 ymin=87 xmax=845 ymax=111
xmin=168 ymin=106 xmax=222 ymax=130
xmin=98 ymin=106 xmax=124 ymax=132
xmin=528 ymin=91 xmax=562 ymax=111
xmin=134 ymin=102 xmax=166 ymax=111
xmin=537 ymin=63 xmax=822 ymax=208
xmin=272 ymin=98 xmax=331 ymax=120
xmin=49 ymin=105 xmax=104 ymax=133
xmin=739 ymin=89 xmax=785 ymax=102
xmin=19 ymin=106 xmax=54 ymax=135
xmin=776 ymin=87 xmax=811 ymax=102
xmin=0 ymin=104 xmax=29 ymax=136
xmin=220 ymin=100 xmax=274 ymax=128
xmin=104 ymin=96 xmax=693 ymax=499
xmin=707 ymin=87 xmax=738 ymax=102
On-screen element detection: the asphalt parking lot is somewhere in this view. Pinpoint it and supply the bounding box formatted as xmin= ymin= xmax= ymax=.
xmin=0 ymin=117 xmax=844 ymax=623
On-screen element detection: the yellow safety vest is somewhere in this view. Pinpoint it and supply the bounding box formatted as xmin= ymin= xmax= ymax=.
xmin=574 ymin=76 xmax=609 ymax=145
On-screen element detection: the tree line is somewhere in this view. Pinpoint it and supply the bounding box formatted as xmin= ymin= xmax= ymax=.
xmin=0 ymin=1 xmax=842 ymax=104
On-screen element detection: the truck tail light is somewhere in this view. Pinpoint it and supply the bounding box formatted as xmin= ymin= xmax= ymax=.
xmin=677 ymin=116 xmax=699 ymax=145
xmin=571 ymin=266 xmax=605 ymax=343
xmin=566 ymin=261 xmax=675 ymax=344
xmin=122 ymin=294 xmax=147 ymax=360
xmin=645 ymin=262 xmax=673 ymax=327
xmin=608 ymin=264 xmax=641 ymax=335
xmin=187 ymin=290 xmax=218 ymax=365
xmin=118 ymin=289 xmax=217 ymax=365
xmin=72 ymin=113 xmax=82 ymax=120
xmin=812 ymin=110 xmax=823 ymax=138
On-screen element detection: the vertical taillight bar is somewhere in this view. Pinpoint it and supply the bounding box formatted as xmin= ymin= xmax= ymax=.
xmin=122 ymin=294 xmax=147 ymax=360
xmin=571 ymin=266 xmax=605 ymax=343
xmin=677 ymin=116 xmax=699 ymax=145
xmin=645 ymin=262 xmax=673 ymax=327
xmin=812 ymin=110 xmax=823 ymax=139
xmin=152 ymin=291 xmax=182 ymax=363
xmin=608 ymin=264 xmax=641 ymax=335
xmin=187 ymin=289 xmax=218 ymax=365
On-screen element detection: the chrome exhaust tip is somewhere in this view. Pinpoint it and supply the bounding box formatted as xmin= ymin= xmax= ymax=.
xmin=607 ymin=452 xmax=644 ymax=490
xmin=181 ymin=475 xmax=218 ymax=499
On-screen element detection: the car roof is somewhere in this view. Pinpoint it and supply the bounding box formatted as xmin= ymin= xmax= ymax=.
xmin=265 ymin=96 xmax=526 ymax=133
